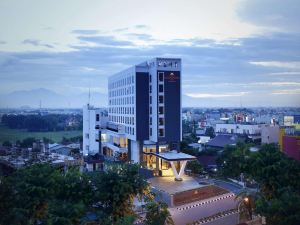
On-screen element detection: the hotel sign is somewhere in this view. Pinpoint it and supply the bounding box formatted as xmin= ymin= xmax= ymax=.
xmin=165 ymin=72 xmax=180 ymax=83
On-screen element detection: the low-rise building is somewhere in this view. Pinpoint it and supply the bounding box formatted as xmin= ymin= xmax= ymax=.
xmin=261 ymin=124 xmax=279 ymax=144
xmin=215 ymin=123 xmax=261 ymax=141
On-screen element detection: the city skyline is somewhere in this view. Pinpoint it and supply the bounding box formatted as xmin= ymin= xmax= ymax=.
xmin=0 ymin=0 xmax=300 ymax=107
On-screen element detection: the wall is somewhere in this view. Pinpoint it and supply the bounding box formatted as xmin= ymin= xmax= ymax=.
xmin=282 ymin=135 xmax=300 ymax=161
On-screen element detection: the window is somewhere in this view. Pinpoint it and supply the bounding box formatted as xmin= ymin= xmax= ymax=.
xmin=96 ymin=114 xmax=99 ymax=121
xmin=158 ymin=72 xmax=164 ymax=82
xmin=150 ymin=107 xmax=152 ymax=114
xmin=159 ymin=95 xmax=164 ymax=104
xmin=149 ymin=85 xmax=152 ymax=93
xmin=150 ymin=128 xmax=152 ymax=136
xmin=159 ymin=84 xmax=164 ymax=93
xmin=149 ymin=117 xmax=152 ymax=125
xmin=159 ymin=118 xmax=164 ymax=125
xmin=149 ymin=96 xmax=152 ymax=104
xmin=159 ymin=107 xmax=164 ymax=114
xmin=159 ymin=129 xmax=164 ymax=137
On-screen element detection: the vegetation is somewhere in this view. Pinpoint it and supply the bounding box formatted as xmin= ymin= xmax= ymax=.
xmin=0 ymin=163 xmax=173 ymax=225
xmin=217 ymin=143 xmax=300 ymax=225
xmin=1 ymin=114 xmax=82 ymax=132
xmin=186 ymin=160 xmax=203 ymax=174
xmin=0 ymin=124 xmax=82 ymax=144
xmin=204 ymin=126 xmax=215 ymax=138
xmin=144 ymin=201 xmax=174 ymax=225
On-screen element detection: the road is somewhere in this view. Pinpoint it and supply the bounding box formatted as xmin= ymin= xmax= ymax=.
xmin=213 ymin=179 xmax=243 ymax=194
xmin=169 ymin=193 xmax=238 ymax=225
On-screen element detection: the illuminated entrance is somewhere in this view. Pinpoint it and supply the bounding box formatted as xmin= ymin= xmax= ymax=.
xmin=143 ymin=148 xmax=196 ymax=181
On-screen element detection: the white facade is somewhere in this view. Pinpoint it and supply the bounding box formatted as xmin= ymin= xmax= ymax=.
xmin=83 ymin=104 xmax=108 ymax=156
xmin=215 ymin=123 xmax=262 ymax=140
xmin=106 ymin=58 xmax=182 ymax=163
xmin=261 ymin=124 xmax=279 ymax=144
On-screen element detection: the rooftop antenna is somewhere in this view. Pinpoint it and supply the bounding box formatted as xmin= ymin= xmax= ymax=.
xmin=88 ymin=87 xmax=91 ymax=107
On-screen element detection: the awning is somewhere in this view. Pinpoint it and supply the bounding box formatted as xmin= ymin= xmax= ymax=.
xmin=149 ymin=151 xmax=196 ymax=161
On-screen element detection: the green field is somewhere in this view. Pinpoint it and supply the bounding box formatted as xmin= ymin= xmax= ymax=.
xmin=0 ymin=124 xmax=82 ymax=144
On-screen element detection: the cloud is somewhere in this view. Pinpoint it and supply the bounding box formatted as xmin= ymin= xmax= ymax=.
xmin=72 ymin=29 xmax=100 ymax=35
xmin=126 ymin=33 xmax=154 ymax=41
xmin=249 ymin=61 xmax=300 ymax=69
xmin=272 ymin=89 xmax=300 ymax=95
xmin=135 ymin=24 xmax=149 ymax=29
xmin=22 ymin=39 xmax=54 ymax=48
xmin=77 ymin=35 xmax=134 ymax=47
xmin=186 ymin=92 xmax=248 ymax=98
xmin=113 ymin=27 xmax=129 ymax=33
xmin=237 ymin=0 xmax=300 ymax=33
xmin=268 ymin=71 xmax=300 ymax=76
xmin=1 ymin=31 xmax=300 ymax=107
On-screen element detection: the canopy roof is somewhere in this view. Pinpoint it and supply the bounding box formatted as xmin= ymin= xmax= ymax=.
xmin=150 ymin=151 xmax=196 ymax=161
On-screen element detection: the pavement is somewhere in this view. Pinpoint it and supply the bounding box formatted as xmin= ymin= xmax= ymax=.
xmin=169 ymin=193 xmax=238 ymax=225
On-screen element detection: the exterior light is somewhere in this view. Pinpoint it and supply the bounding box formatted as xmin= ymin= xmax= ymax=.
xmin=244 ymin=197 xmax=249 ymax=202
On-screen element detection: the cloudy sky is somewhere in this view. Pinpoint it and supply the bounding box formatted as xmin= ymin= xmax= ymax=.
xmin=0 ymin=0 xmax=300 ymax=107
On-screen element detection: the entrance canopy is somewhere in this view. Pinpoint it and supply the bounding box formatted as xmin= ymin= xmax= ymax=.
xmin=148 ymin=151 xmax=196 ymax=181
xmin=150 ymin=151 xmax=196 ymax=161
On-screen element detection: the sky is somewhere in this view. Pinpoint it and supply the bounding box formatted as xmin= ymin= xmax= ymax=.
xmin=0 ymin=0 xmax=300 ymax=107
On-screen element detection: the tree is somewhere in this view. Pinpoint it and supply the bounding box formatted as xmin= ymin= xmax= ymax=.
xmin=217 ymin=142 xmax=250 ymax=179
xmin=205 ymin=127 xmax=215 ymax=138
xmin=2 ymin=140 xmax=12 ymax=147
xmin=0 ymin=163 xmax=92 ymax=225
xmin=144 ymin=201 xmax=174 ymax=225
xmin=186 ymin=160 xmax=203 ymax=174
xmin=87 ymin=163 xmax=150 ymax=223
xmin=256 ymin=188 xmax=300 ymax=225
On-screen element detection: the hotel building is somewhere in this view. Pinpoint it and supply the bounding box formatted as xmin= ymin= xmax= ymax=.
xmin=103 ymin=58 xmax=195 ymax=178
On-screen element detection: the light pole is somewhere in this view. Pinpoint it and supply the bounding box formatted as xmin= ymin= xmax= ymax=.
xmin=237 ymin=197 xmax=249 ymax=223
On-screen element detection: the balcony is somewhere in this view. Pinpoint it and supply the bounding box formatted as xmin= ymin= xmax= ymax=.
xmin=103 ymin=142 xmax=128 ymax=153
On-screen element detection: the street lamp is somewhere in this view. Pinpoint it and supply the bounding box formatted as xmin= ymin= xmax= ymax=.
xmin=237 ymin=197 xmax=250 ymax=223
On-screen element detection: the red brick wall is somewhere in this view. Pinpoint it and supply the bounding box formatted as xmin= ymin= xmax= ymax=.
xmin=173 ymin=185 xmax=229 ymax=206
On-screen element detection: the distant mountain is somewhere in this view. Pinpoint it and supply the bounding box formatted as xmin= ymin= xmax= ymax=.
xmin=0 ymin=88 xmax=107 ymax=108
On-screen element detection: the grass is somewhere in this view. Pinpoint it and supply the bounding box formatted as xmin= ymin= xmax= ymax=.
xmin=0 ymin=124 xmax=82 ymax=144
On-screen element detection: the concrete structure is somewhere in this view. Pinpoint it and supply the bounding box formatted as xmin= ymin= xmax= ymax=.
xmin=103 ymin=58 xmax=194 ymax=179
xmin=215 ymin=123 xmax=261 ymax=140
xmin=261 ymin=124 xmax=279 ymax=144
xmin=83 ymin=104 xmax=108 ymax=156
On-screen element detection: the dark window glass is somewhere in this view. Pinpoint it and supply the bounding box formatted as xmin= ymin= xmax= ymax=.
xmin=96 ymin=114 xmax=100 ymax=121
xmin=159 ymin=129 xmax=164 ymax=137
xmin=159 ymin=73 xmax=164 ymax=82
xmin=159 ymin=107 xmax=164 ymax=114
xmin=159 ymin=118 xmax=164 ymax=125
xmin=159 ymin=95 xmax=164 ymax=104
xmin=159 ymin=84 xmax=164 ymax=93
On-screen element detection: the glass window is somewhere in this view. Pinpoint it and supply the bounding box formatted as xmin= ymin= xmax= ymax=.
xmin=159 ymin=84 xmax=164 ymax=93
xmin=159 ymin=129 xmax=164 ymax=137
xmin=158 ymin=72 xmax=164 ymax=82
xmin=159 ymin=107 xmax=164 ymax=114
xmin=159 ymin=118 xmax=164 ymax=125
xmin=159 ymin=95 xmax=164 ymax=104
